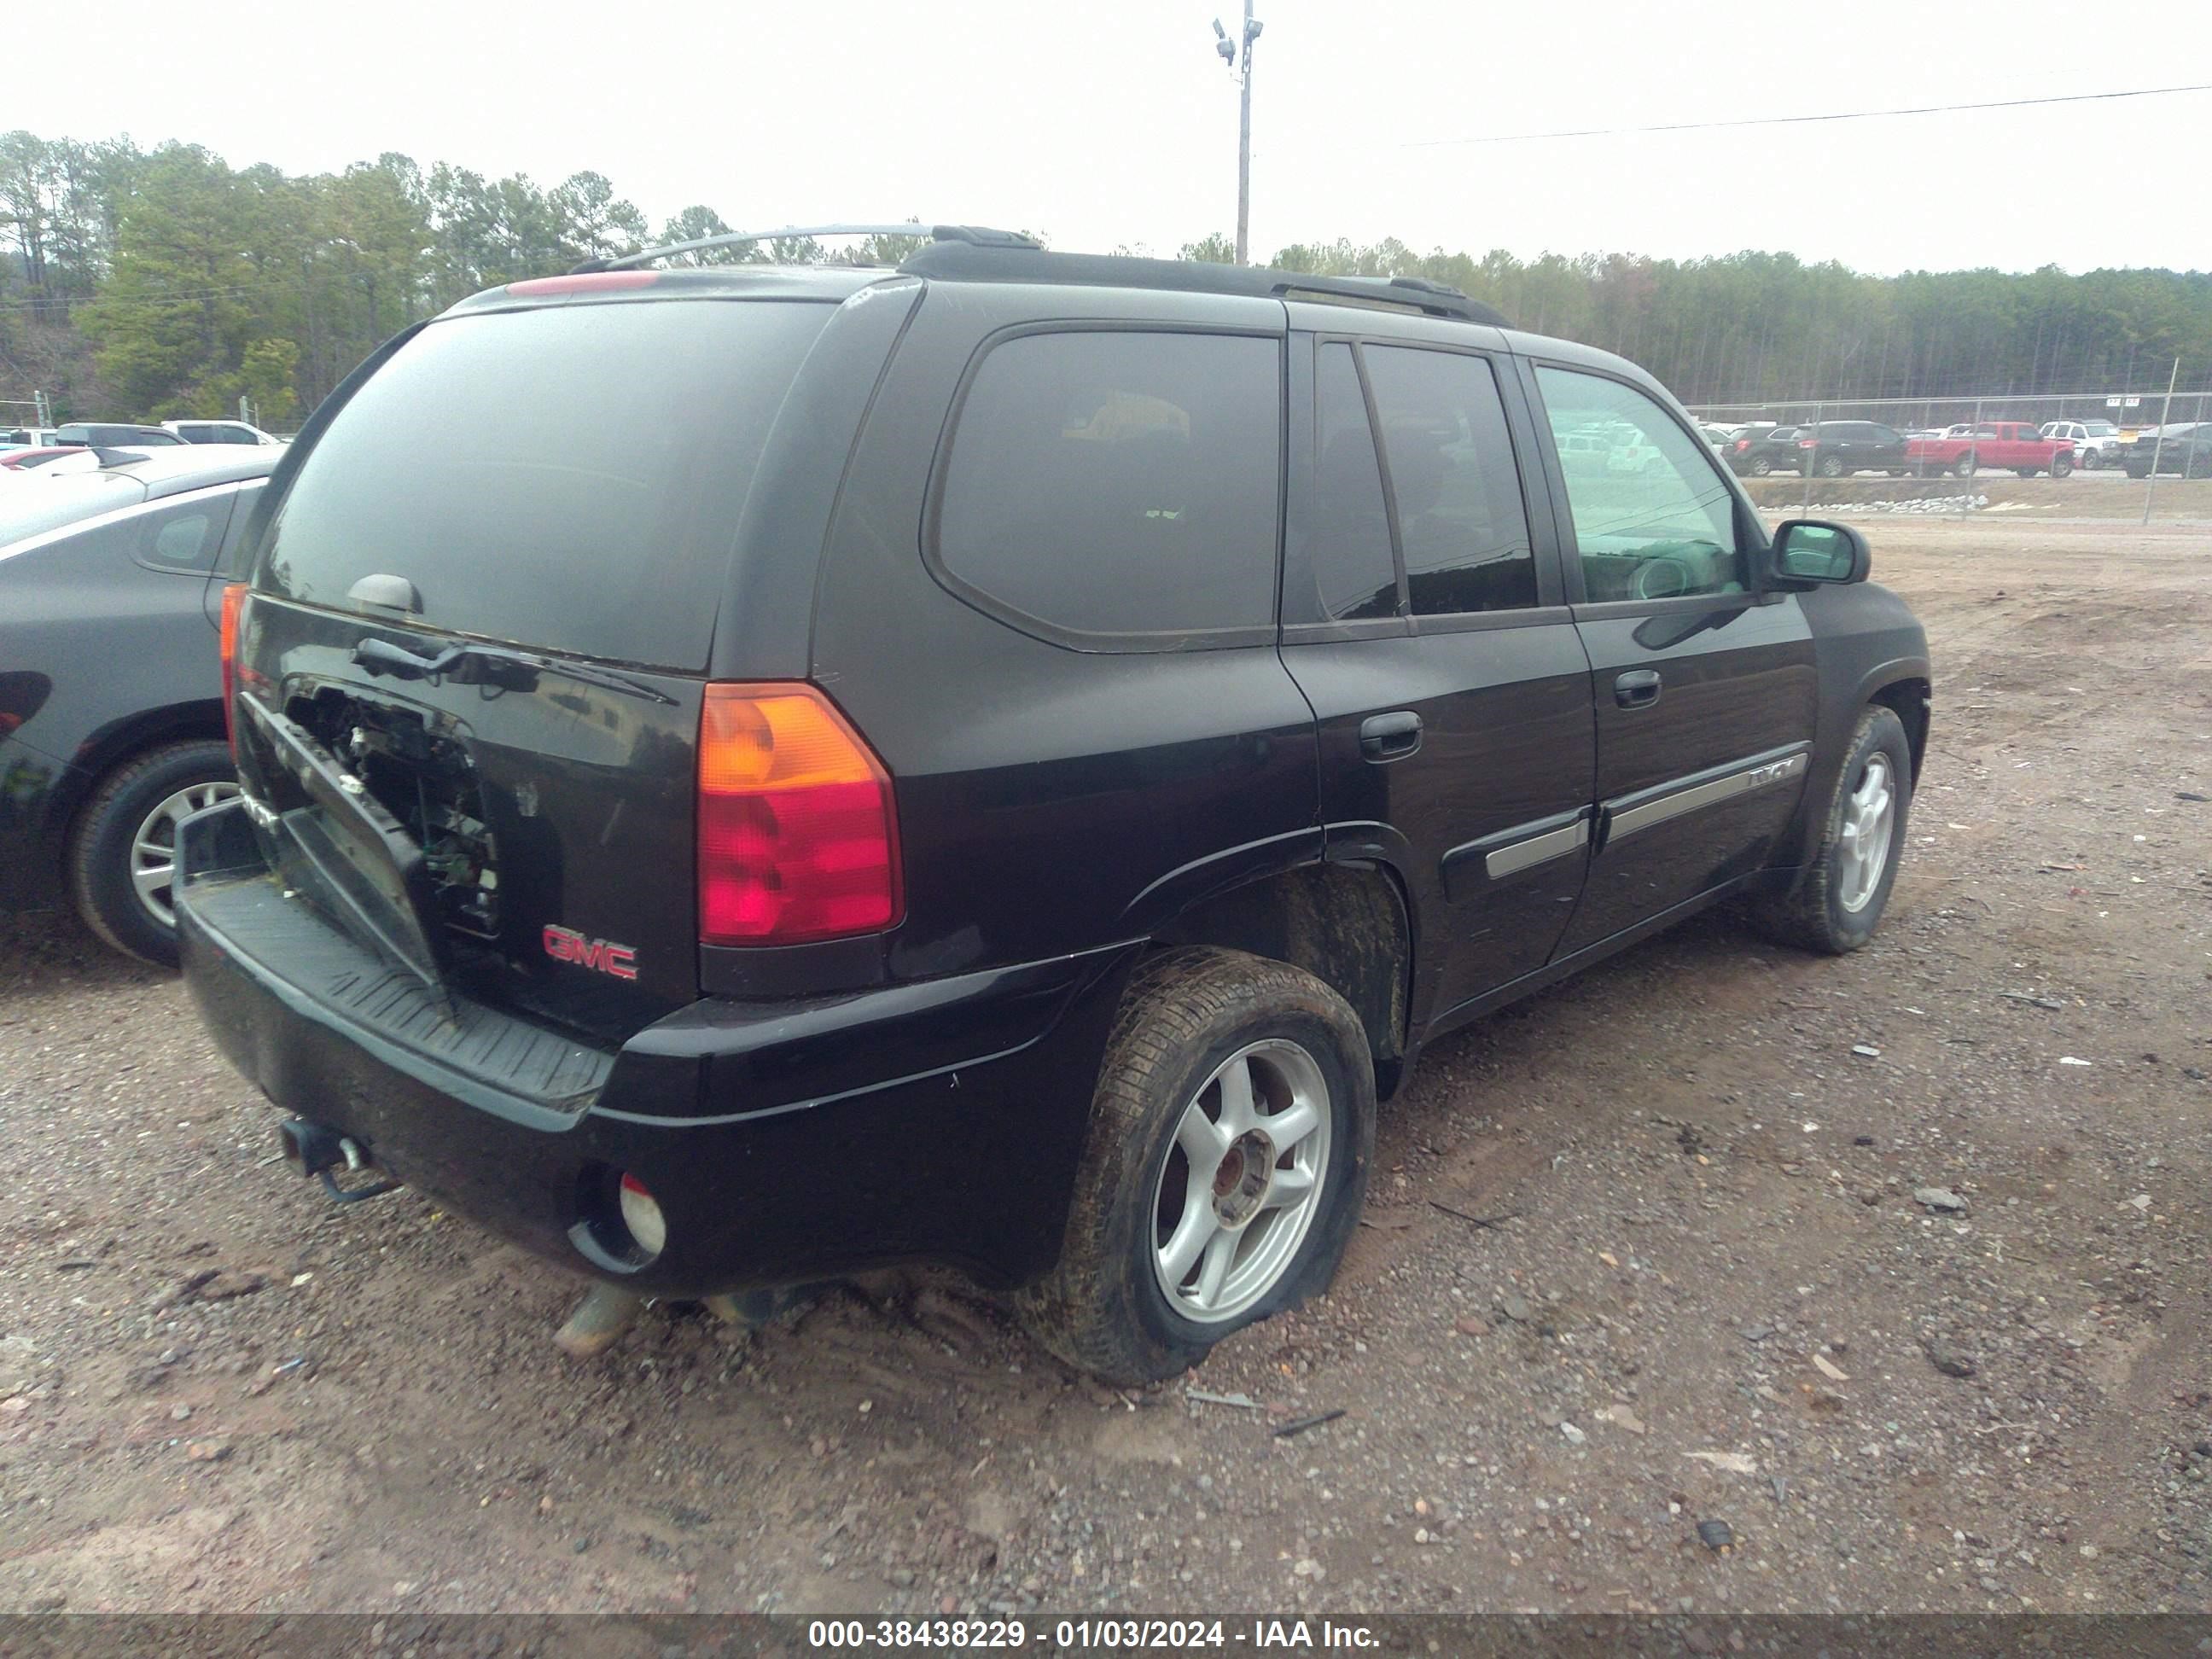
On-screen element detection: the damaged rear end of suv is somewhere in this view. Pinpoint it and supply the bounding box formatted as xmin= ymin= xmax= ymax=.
xmin=178 ymin=253 xmax=1141 ymax=1348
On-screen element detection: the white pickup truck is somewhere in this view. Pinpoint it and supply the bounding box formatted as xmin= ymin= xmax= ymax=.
xmin=2041 ymin=419 xmax=2123 ymax=469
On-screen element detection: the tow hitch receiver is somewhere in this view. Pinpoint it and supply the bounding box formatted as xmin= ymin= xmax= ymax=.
xmin=277 ymin=1118 xmax=400 ymax=1204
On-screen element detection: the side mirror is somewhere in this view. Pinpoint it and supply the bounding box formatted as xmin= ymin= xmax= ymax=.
xmin=1771 ymin=518 xmax=1870 ymax=585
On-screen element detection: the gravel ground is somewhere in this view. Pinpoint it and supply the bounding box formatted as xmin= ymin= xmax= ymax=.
xmin=1 ymin=517 xmax=2207 ymax=1617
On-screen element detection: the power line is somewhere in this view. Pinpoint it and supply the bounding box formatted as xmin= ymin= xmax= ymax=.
xmin=1402 ymin=81 xmax=2212 ymax=149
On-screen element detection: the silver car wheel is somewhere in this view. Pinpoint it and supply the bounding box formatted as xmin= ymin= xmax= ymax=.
xmin=130 ymin=779 xmax=239 ymax=928
xmin=1150 ymin=1039 xmax=1332 ymax=1326
xmin=1834 ymin=753 xmax=1896 ymax=915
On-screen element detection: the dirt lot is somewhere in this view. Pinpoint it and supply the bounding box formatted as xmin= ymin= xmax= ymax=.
xmin=2 ymin=517 xmax=2208 ymax=1618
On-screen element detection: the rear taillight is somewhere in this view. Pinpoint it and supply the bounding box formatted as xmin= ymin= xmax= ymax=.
xmin=218 ymin=583 xmax=247 ymax=757
xmin=697 ymin=683 xmax=901 ymax=946
xmin=1798 ymin=439 xmax=1816 ymax=448
xmin=1732 ymin=439 xmax=1749 ymax=451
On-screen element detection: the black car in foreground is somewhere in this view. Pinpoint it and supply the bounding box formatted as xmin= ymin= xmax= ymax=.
xmin=175 ymin=231 xmax=1930 ymax=1383
xmin=0 ymin=446 xmax=276 ymax=963
xmin=2122 ymin=423 xmax=2212 ymax=477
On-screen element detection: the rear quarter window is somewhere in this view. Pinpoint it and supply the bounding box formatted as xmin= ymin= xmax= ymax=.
xmin=930 ymin=329 xmax=1284 ymax=647
xmin=261 ymin=299 xmax=835 ymax=670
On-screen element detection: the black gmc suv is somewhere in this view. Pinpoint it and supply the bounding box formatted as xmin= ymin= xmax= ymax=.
xmin=175 ymin=228 xmax=1930 ymax=1384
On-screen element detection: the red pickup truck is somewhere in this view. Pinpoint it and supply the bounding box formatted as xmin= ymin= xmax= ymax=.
xmin=1906 ymin=421 xmax=2075 ymax=478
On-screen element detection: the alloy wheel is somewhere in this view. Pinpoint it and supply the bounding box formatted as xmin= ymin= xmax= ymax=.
xmin=130 ymin=779 xmax=240 ymax=928
xmin=1151 ymin=1039 xmax=1332 ymax=1325
xmin=1835 ymin=754 xmax=1895 ymax=915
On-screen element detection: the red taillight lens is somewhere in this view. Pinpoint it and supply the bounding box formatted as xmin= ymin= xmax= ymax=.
xmin=1732 ymin=439 xmax=1749 ymax=451
xmin=697 ymin=683 xmax=901 ymax=946
xmin=1797 ymin=439 xmax=1816 ymax=448
xmin=218 ymin=583 xmax=247 ymax=757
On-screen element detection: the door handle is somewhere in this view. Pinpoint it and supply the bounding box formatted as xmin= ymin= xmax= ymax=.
xmin=1359 ymin=710 xmax=1423 ymax=762
xmin=1614 ymin=669 xmax=1662 ymax=708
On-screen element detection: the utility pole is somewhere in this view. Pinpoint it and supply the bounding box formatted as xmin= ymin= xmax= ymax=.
xmin=1211 ymin=5 xmax=1264 ymax=265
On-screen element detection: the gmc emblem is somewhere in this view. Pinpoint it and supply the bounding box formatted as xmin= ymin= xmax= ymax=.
xmin=542 ymin=923 xmax=638 ymax=981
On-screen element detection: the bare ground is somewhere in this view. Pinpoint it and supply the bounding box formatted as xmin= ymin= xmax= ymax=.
xmin=1 ymin=518 xmax=2208 ymax=1617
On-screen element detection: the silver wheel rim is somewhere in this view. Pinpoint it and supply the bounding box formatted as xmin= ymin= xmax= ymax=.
xmin=131 ymin=779 xmax=240 ymax=928
xmin=1835 ymin=753 xmax=1896 ymax=915
xmin=1150 ymin=1039 xmax=1332 ymax=1326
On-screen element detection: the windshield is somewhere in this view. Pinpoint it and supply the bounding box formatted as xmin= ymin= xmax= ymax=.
xmin=262 ymin=298 xmax=835 ymax=670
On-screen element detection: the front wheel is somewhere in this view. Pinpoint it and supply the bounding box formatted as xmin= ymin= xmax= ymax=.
xmin=67 ymin=740 xmax=239 ymax=967
xmin=1016 ymin=948 xmax=1375 ymax=1385
xmin=1817 ymin=455 xmax=1846 ymax=478
xmin=1952 ymin=453 xmax=1977 ymax=478
xmin=1750 ymin=455 xmax=1774 ymax=477
xmin=2049 ymin=455 xmax=2073 ymax=478
xmin=1750 ymin=707 xmax=1912 ymax=955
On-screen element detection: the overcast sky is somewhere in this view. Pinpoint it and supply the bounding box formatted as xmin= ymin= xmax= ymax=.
xmin=25 ymin=0 xmax=2211 ymax=275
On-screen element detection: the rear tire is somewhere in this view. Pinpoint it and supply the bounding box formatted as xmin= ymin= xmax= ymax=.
xmin=2017 ymin=468 xmax=2039 ymax=479
xmin=1016 ymin=948 xmax=1376 ymax=1386
xmin=1751 ymin=707 xmax=1912 ymax=956
xmin=1750 ymin=456 xmax=1774 ymax=477
xmin=67 ymin=740 xmax=238 ymax=968
xmin=1817 ymin=455 xmax=1845 ymax=479
xmin=1953 ymin=454 xmax=1976 ymax=478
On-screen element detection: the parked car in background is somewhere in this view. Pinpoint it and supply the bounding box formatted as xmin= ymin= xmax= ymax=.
xmin=2 ymin=427 xmax=62 ymax=449
xmin=1906 ymin=422 xmax=2075 ymax=477
xmin=163 ymin=419 xmax=285 ymax=446
xmin=0 ymin=446 xmax=89 ymax=472
xmin=2041 ymin=420 xmax=2122 ymax=469
xmin=55 ymin=422 xmax=186 ymax=448
xmin=0 ymin=445 xmax=276 ymax=964
xmin=171 ymin=236 xmax=1929 ymax=1385
xmin=1790 ymin=421 xmax=1912 ymax=478
xmin=1725 ymin=424 xmax=1805 ymax=476
xmin=2122 ymin=423 xmax=2212 ymax=478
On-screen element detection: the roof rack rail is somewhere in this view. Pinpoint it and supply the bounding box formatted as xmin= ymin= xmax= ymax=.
xmin=576 ymin=223 xmax=1040 ymax=274
xmin=894 ymin=242 xmax=1511 ymax=328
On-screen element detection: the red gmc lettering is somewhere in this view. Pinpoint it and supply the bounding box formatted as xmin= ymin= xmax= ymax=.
xmin=541 ymin=924 xmax=639 ymax=981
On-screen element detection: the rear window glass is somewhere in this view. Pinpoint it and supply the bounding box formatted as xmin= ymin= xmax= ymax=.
xmin=934 ymin=330 xmax=1282 ymax=643
xmin=262 ymin=299 xmax=835 ymax=669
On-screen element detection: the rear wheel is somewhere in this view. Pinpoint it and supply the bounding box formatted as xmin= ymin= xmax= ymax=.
xmin=67 ymin=740 xmax=238 ymax=968
xmin=1817 ymin=454 xmax=1846 ymax=478
xmin=1952 ymin=453 xmax=1977 ymax=478
xmin=2017 ymin=468 xmax=2040 ymax=478
xmin=1750 ymin=455 xmax=1774 ymax=477
xmin=1751 ymin=707 xmax=1912 ymax=956
xmin=1016 ymin=948 xmax=1375 ymax=1385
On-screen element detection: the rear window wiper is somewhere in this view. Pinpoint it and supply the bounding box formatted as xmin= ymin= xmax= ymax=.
xmin=352 ymin=636 xmax=677 ymax=705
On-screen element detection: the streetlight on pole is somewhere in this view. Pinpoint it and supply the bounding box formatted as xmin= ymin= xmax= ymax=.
xmin=1210 ymin=4 xmax=1263 ymax=265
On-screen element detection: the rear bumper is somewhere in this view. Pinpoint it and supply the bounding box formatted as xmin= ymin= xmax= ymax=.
xmin=176 ymin=798 xmax=1136 ymax=1296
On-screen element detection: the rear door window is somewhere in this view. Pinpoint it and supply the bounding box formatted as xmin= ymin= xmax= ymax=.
xmin=1307 ymin=341 xmax=1398 ymax=620
xmin=262 ymin=299 xmax=836 ymax=670
xmin=1361 ymin=346 xmax=1536 ymax=615
xmin=933 ymin=329 xmax=1283 ymax=644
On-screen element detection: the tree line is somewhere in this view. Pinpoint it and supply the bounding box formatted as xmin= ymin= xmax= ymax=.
xmin=3 ymin=130 xmax=2209 ymax=427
